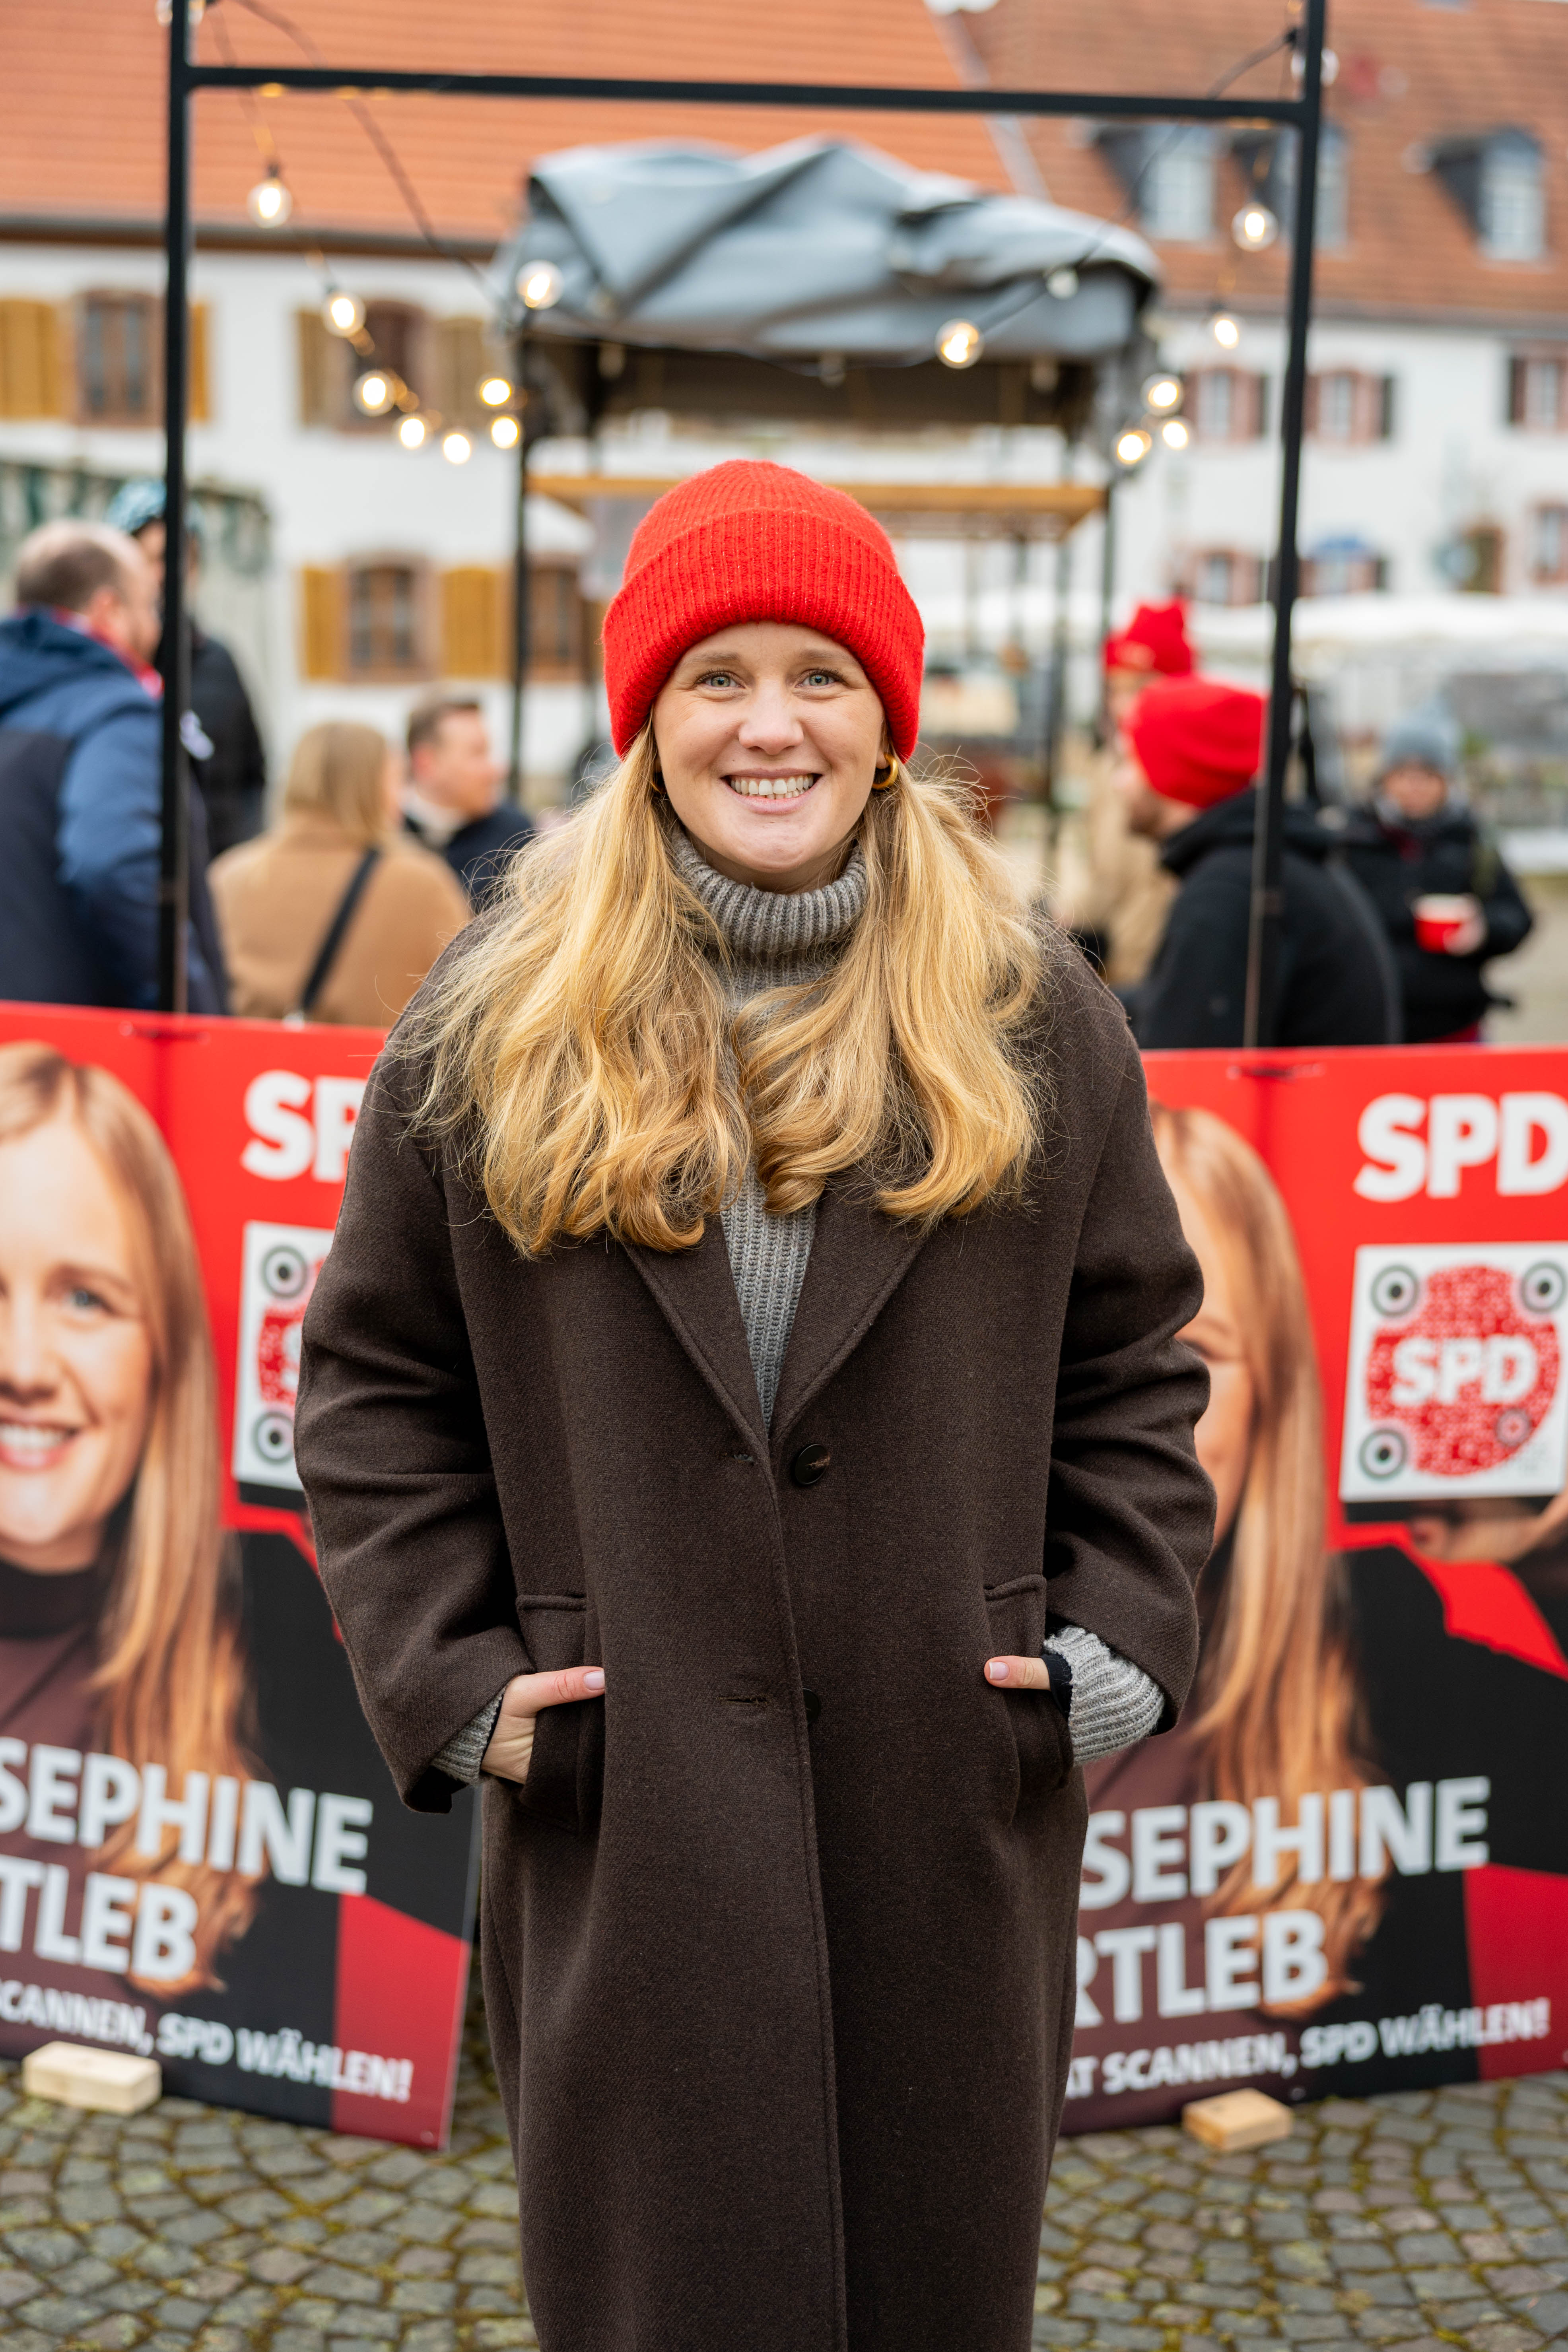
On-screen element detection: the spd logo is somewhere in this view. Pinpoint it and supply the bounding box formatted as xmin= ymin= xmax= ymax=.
xmin=1341 ymin=1244 xmax=1568 ymax=1502
xmin=233 ymin=1220 xmax=335 ymax=1492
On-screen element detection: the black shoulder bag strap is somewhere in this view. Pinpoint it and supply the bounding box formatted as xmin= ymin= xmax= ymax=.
xmin=295 ymin=848 xmax=382 ymax=1020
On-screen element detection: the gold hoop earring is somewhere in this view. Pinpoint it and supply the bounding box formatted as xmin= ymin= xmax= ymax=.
xmin=651 ymin=757 xmax=665 ymax=796
xmin=872 ymin=752 xmax=901 ymax=791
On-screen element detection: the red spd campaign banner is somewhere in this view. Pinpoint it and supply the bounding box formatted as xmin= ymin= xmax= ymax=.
xmin=0 ymin=1004 xmax=475 ymax=2147
xmin=1067 ymin=1046 xmax=1568 ymax=2131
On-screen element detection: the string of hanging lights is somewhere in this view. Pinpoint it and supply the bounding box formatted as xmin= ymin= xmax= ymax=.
xmin=211 ymin=0 xmax=1297 ymax=481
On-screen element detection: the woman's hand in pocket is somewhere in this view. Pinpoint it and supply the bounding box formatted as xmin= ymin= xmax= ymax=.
xmin=482 ymin=1666 xmax=605 ymax=1786
xmin=984 ymin=1656 xmax=1051 ymax=1690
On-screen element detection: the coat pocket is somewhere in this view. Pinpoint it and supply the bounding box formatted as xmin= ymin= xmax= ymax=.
xmin=515 ymin=1594 xmax=604 ymax=1837
xmin=983 ymin=1573 xmax=1073 ymax=1813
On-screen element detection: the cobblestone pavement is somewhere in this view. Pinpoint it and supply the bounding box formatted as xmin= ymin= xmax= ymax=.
xmin=1037 ymin=2074 xmax=1568 ymax=2352
xmin=2 ymin=2012 xmax=1567 ymax=2352
xmin=0 ymin=1982 xmax=535 ymax=2352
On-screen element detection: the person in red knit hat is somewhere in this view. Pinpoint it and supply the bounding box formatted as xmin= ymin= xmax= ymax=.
xmin=1102 ymin=597 xmax=1193 ymax=727
xmin=1053 ymin=599 xmax=1195 ymax=993
xmin=295 ymin=460 xmax=1214 ymax=2352
xmin=1117 ymin=674 xmax=1398 ymax=1049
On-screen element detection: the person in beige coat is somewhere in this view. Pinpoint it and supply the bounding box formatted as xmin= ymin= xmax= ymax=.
xmin=210 ymin=721 xmax=470 ymax=1027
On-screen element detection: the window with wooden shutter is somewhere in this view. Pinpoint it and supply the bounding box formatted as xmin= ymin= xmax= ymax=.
xmin=0 ymin=301 xmax=64 ymax=418
xmin=1533 ymin=505 xmax=1568 ymax=585
xmin=1508 ymin=355 xmax=1566 ymax=433
xmin=76 ymin=291 xmax=159 ymax=425
xmin=432 ymin=318 xmax=489 ymax=431
xmin=344 ymin=560 xmax=431 ymax=680
xmin=441 ymin=566 xmax=508 ymax=678
xmin=1180 ymin=548 xmax=1265 ymax=608
xmin=1189 ymin=368 xmax=1267 ymax=445
xmin=1305 ymin=370 xmax=1390 ymax=447
xmin=529 ymin=564 xmax=585 ymax=680
xmin=346 ymin=302 xmax=423 ymax=433
xmin=299 ymin=567 xmax=345 ymax=680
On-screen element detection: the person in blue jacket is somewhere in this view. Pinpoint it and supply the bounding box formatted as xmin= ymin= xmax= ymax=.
xmin=0 ymin=520 xmax=227 ymax=1012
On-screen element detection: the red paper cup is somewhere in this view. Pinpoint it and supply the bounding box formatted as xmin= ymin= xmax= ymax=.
xmin=1414 ymin=895 xmax=1471 ymax=953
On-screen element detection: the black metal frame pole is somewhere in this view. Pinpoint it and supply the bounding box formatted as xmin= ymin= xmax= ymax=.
xmin=157 ymin=0 xmax=193 ymax=1016
xmin=189 ymin=64 xmax=1301 ymax=124
xmin=1097 ymin=481 xmax=1117 ymax=732
xmin=1244 ymin=0 xmax=1325 ymax=1050
xmin=1041 ymin=516 xmax=1074 ymax=866
xmin=507 ymin=328 xmax=531 ymax=801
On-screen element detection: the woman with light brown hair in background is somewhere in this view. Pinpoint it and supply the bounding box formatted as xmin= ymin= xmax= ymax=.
xmin=209 ymin=719 xmax=469 ymax=1027
xmin=0 ymin=1043 xmax=257 ymax=2006
xmin=1074 ymin=1101 xmax=1384 ymax=2119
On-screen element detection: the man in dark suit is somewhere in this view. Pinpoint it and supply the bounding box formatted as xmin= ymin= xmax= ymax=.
xmin=402 ymin=696 xmax=534 ymax=906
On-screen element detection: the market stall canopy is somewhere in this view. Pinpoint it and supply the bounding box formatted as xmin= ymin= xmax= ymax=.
xmin=492 ymin=137 xmax=1161 ymax=435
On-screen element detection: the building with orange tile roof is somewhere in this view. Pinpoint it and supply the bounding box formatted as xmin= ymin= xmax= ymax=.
xmin=2 ymin=0 xmax=1567 ymax=802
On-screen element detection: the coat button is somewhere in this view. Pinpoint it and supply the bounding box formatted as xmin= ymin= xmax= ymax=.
xmin=790 ymin=1441 xmax=831 ymax=1488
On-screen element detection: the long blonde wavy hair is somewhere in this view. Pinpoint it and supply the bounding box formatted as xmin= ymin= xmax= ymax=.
xmin=0 ymin=1044 xmax=258 ymax=1992
xmin=1152 ymin=1101 xmax=1383 ymax=2002
xmin=402 ymin=730 xmax=1047 ymax=1254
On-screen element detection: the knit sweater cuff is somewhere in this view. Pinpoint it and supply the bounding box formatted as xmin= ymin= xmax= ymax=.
xmin=1042 ymin=1623 xmax=1163 ymax=1766
xmin=430 ymin=1691 xmax=506 ymax=1786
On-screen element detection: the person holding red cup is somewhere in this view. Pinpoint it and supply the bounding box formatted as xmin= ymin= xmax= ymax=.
xmin=1342 ymin=710 xmax=1533 ymax=1042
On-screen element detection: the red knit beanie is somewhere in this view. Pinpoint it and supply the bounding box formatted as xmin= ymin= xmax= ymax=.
xmin=1126 ymin=676 xmax=1265 ymax=808
xmin=602 ymin=462 xmax=925 ymax=757
xmin=1104 ymin=599 xmax=1193 ymax=678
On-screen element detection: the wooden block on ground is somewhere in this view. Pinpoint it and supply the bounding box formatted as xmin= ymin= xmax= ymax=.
xmin=1181 ymin=2088 xmax=1294 ymax=2152
xmin=22 ymin=2042 xmax=161 ymax=2116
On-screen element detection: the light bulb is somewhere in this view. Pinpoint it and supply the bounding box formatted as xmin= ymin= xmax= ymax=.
xmin=1292 ymin=45 xmax=1339 ymax=84
xmin=354 ymin=371 xmax=394 ymax=415
xmin=478 ymin=375 xmax=513 ymax=407
xmin=1114 ymin=426 xmax=1152 ymax=468
xmin=1142 ymin=371 xmax=1183 ymax=414
xmin=246 ymin=171 xmax=292 ymax=228
xmin=1045 ymin=266 xmax=1080 ymax=300
xmin=490 ymin=415 xmax=521 ymax=449
xmin=1232 ymin=202 xmax=1279 ymax=252
xmin=397 ymin=415 xmax=427 ymax=450
xmin=323 ymin=289 xmax=365 ymax=337
xmin=516 ymin=260 xmax=564 ymax=310
xmin=936 ymin=317 xmax=984 ymax=370
xmin=1211 ymin=312 xmax=1241 ymax=350
xmin=155 ymin=1 xmax=206 ymax=23
xmin=441 ymin=430 xmax=472 ymax=465
xmin=1161 ymin=418 xmax=1190 ymax=450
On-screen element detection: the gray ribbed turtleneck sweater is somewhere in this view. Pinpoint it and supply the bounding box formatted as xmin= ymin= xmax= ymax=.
xmin=431 ymin=826 xmax=1160 ymax=1783
xmin=666 ymin=820 xmax=864 ymax=1425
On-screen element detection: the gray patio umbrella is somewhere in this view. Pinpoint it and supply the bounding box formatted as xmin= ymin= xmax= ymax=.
xmin=491 ymin=137 xmax=1160 ymax=435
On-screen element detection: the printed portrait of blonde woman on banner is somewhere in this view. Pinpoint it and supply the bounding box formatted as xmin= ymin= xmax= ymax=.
xmin=1069 ymin=1101 xmax=1568 ymax=2128
xmin=0 ymin=1041 xmax=258 ymax=2033
xmin=0 ymin=1020 xmax=480 ymax=2145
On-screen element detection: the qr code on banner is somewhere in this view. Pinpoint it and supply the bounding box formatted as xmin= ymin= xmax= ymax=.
xmin=233 ymin=1222 xmax=334 ymax=1491
xmin=1340 ymin=1242 xmax=1568 ymax=1502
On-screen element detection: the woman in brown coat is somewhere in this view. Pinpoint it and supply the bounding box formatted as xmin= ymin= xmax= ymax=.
xmin=209 ymin=721 xmax=470 ymax=1026
xmin=294 ymin=464 xmax=1214 ymax=2352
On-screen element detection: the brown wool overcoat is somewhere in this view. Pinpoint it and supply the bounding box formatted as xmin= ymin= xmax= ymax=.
xmin=293 ymin=944 xmax=1214 ymax=2352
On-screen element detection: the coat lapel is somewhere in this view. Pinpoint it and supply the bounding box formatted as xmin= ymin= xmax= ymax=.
xmin=625 ymin=1220 xmax=769 ymax=1456
xmin=769 ymin=1181 xmax=931 ymax=1449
